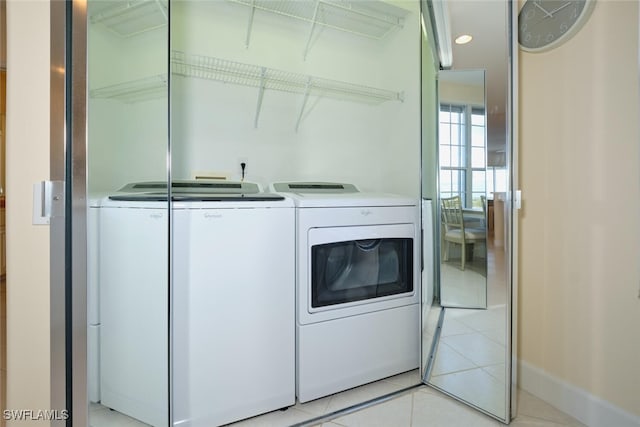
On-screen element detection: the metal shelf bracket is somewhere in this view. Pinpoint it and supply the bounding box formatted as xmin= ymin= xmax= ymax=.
xmin=254 ymin=67 xmax=267 ymax=128
xmin=295 ymin=77 xmax=313 ymax=132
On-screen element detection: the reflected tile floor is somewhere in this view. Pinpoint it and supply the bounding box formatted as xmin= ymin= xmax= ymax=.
xmin=439 ymin=260 xmax=487 ymax=308
xmin=315 ymin=387 xmax=585 ymax=427
xmin=429 ymin=305 xmax=509 ymax=417
xmin=90 ymin=378 xmax=584 ymax=427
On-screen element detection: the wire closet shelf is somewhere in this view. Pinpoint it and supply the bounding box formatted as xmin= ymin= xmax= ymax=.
xmin=89 ymin=52 xmax=403 ymax=129
xmin=229 ymin=0 xmax=408 ymax=40
xmin=170 ymin=51 xmax=403 ymax=105
xmin=89 ymin=74 xmax=168 ymax=103
xmin=89 ymin=0 xmax=168 ymax=38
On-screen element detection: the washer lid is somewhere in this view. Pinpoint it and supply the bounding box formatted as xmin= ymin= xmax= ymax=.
xmin=100 ymin=180 xmax=282 ymax=205
xmin=102 ymin=180 xmax=292 ymax=207
xmin=108 ymin=193 xmax=285 ymax=202
xmin=117 ymin=180 xmax=261 ymax=195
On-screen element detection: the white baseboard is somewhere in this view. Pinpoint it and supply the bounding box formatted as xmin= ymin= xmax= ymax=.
xmin=518 ymin=360 xmax=640 ymax=427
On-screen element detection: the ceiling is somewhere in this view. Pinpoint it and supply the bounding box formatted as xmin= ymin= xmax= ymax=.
xmin=446 ymin=0 xmax=509 ymax=156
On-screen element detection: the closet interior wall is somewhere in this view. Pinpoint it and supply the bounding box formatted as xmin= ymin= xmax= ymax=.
xmin=90 ymin=0 xmax=421 ymax=196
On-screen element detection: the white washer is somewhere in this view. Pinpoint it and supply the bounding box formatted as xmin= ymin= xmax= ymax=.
xmin=270 ymin=182 xmax=421 ymax=403
xmin=99 ymin=189 xmax=169 ymax=427
xmin=98 ymin=181 xmax=295 ymax=426
xmin=171 ymin=183 xmax=295 ymax=426
xmin=90 ymin=184 xmax=173 ymax=409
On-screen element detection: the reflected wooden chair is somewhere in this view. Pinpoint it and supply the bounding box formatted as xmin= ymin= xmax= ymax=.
xmin=440 ymin=196 xmax=486 ymax=270
xmin=478 ymin=194 xmax=487 ymax=228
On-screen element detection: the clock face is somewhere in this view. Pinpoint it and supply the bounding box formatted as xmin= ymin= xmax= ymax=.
xmin=519 ymin=0 xmax=595 ymax=52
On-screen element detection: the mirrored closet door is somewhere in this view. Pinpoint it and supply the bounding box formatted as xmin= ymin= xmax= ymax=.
xmin=82 ymin=0 xmax=425 ymax=425
xmin=420 ymin=0 xmax=516 ymax=423
xmin=86 ymin=1 xmax=170 ymax=425
xmin=169 ymin=0 xmax=424 ymax=425
xmin=77 ymin=0 xmax=516 ymax=425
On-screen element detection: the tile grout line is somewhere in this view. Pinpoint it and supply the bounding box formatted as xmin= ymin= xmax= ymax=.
xmin=289 ymin=384 xmax=424 ymax=427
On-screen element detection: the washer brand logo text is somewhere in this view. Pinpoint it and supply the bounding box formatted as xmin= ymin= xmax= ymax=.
xmin=2 ymin=409 xmax=69 ymax=421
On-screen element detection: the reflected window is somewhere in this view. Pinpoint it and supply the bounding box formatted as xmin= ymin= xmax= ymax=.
xmin=439 ymin=104 xmax=486 ymax=208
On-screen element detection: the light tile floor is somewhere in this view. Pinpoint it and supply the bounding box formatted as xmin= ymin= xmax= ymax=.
xmin=429 ymin=236 xmax=510 ymax=418
xmin=439 ymin=260 xmax=487 ymax=308
xmin=429 ymin=305 xmax=509 ymax=418
xmin=313 ymin=386 xmax=586 ymax=427
xmin=439 ymin=236 xmax=507 ymax=309
xmin=90 ymin=372 xmax=585 ymax=427
xmin=89 ymin=234 xmax=585 ymax=427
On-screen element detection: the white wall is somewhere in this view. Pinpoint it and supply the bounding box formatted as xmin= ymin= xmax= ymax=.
xmin=5 ymin=0 xmax=51 ymax=416
xmin=88 ymin=1 xmax=421 ymax=197
xmin=88 ymin=97 xmax=167 ymax=195
xmin=439 ymin=80 xmax=484 ymax=107
xmin=519 ymin=0 xmax=640 ymax=421
xmin=170 ymin=0 xmax=421 ymax=195
xmin=421 ymin=31 xmax=438 ymax=201
xmin=88 ymin=19 xmax=168 ymax=195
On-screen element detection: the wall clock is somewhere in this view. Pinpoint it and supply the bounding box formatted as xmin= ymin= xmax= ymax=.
xmin=519 ymin=0 xmax=596 ymax=52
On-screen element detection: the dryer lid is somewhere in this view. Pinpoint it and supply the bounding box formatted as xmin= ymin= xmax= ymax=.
xmin=270 ymin=181 xmax=359 ymax=194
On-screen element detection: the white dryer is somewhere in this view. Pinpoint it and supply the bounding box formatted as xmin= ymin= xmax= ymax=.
xmin=270 ymin=182 xmax=421 ymax=403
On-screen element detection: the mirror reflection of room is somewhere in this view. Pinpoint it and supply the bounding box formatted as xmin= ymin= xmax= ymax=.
xmin=86 ymin=0 xmax=170 ymax=425
xmin=423 ymin=0 xmax=511 ymax=422
xmin=86 ymin=0 xmax=426 ymax=426
xmin=430 ymin=72 xmax=509 ymax=419
xmin=84 ymin=0 xmax=515 ymax=424
xmin=438 ymin=70 xmax=488 ymax=309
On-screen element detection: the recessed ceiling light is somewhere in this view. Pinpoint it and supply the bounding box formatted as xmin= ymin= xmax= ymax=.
xmin=455 ymin=34 xmax=473 ymax=45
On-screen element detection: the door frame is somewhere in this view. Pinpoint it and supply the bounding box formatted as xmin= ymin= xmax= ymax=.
xmin=507 ymin=0 xmax=520 ymax=419
xmin=50 ymin=1 xmax=88 ymax=425
xmin=49 ymin=0 xmax=520 ymax=424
